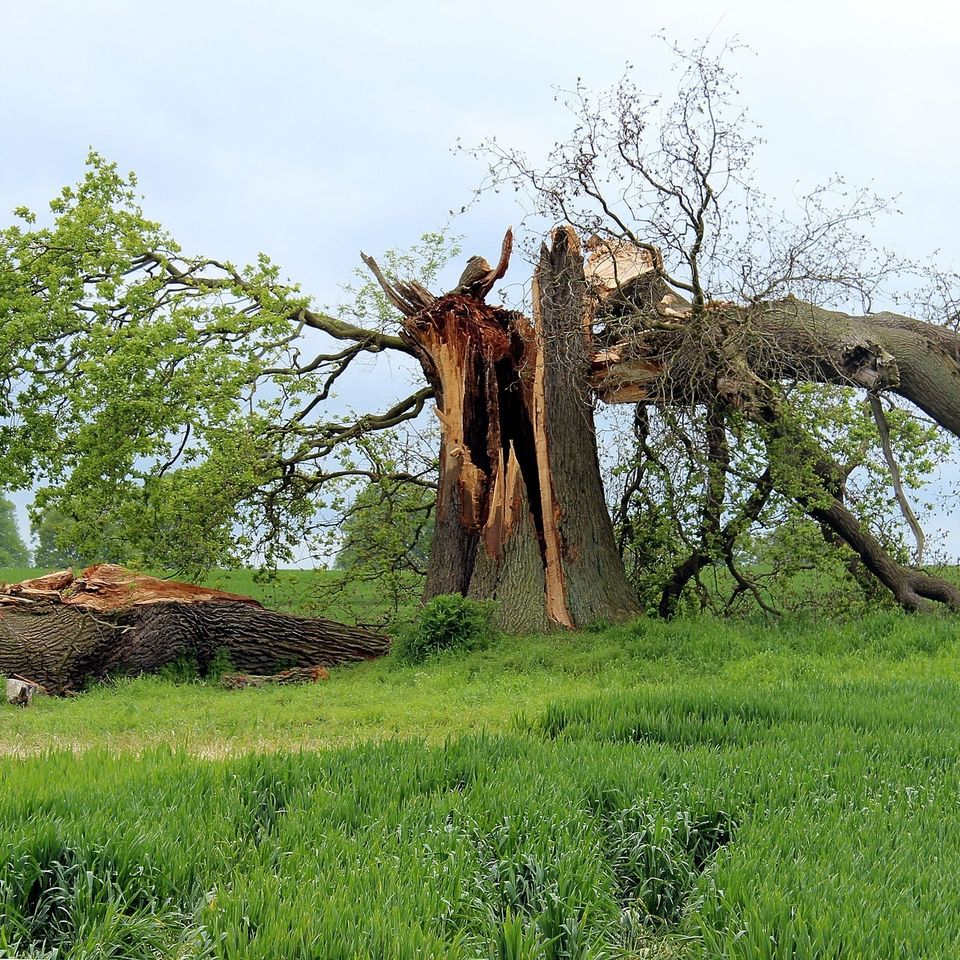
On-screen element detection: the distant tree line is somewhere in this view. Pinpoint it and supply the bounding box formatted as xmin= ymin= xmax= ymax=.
xmin=0 ymin=496 xmax=29 ymax=567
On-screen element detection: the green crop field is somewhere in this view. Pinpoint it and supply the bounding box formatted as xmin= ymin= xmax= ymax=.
xmin=2 ymin=566 xmax=960 ymax=957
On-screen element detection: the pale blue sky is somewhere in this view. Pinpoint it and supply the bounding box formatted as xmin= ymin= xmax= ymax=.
xmin=2 ymin=0 xmax=959 ymax=555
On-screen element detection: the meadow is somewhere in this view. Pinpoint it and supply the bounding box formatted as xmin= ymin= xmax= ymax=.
xmin=2 ymin=566 xmax=960 ymax=957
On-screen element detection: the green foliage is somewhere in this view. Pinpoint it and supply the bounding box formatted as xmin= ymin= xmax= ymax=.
xmin=156 ymin=647 xmax=236 ymax=684
xmin=30 ymin=505 xmax=128 ymax=569
xmin=206 ymin=647 xmax=236 ymax=680
xmin=393 ymin=594 xmax=498 ymax=663
xmin=335 ymin=480 xmax=434 ymax=572
xmin=0 ymin=154 xmax=310 ymax=576
xmin=0 ymin=158 xmax=460 ymax=579
xmin=609 ymin=383 xmax=954 ymax=619
xmin=155 ymin=654 xmax=202 ymax=684
xmin=0 ymin=496 xmax=29 ymax=566
xmin=329 ymin=476 xmax=435 ymax=617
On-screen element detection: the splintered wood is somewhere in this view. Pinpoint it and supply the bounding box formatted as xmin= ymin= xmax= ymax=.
xmin=531 ymin=266 xmax=573 ymax=628
xmin=363 ymin=225 xmax=641 ymax=630
xmin=0 ymin=564 xmax=261 ymax=613
xmin=582 ymin=236 xmax=664 ymax=403
xmin=583 ymin=236 xmax=657 ymax=294
xmin=414 ymin=295 xmax=535 ymax=558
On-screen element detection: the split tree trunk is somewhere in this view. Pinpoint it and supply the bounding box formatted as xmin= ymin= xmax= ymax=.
xmin=366 ymin=229 xmax=960 ymax=622
xmin=364 ymin=228 xmax=641 ymax=632
xmin=584 ymin=247 xmax=960 ymax=614
xmin=0 ymin=566 xmax=389 ymax=692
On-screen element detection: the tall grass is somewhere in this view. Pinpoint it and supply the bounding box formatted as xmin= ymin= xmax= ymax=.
xmin=3 ymin=607 xmax=960 ymax=954
xmin=5 ymin=673 xmax=960 ymax=958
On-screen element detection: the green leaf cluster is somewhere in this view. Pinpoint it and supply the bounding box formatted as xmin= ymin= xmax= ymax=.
xmin=0 ymin=154 xmax=306 ymax=574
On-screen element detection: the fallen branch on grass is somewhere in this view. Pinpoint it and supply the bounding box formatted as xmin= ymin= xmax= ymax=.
xmin=0 ymin=565 xmax=390 ymax=693
xmin=220 ymin=665 xmax=332 ymax=690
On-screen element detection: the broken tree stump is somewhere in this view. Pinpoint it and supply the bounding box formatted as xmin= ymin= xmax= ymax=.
xmin=0 ymin=565 xmax=390 ymax=693
xmin=362 ymin=227 xmax=641 ymax=632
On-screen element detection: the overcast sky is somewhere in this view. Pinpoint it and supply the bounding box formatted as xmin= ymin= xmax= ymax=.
xmin=3 ymin=0 xmax=959 ymax=554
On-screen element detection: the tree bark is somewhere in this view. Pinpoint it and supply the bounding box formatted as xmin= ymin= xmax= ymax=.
xmin=532 ymin=229 xmax=644 ymax=627
xmin=0 ymin=566 xmax=389 ymax=692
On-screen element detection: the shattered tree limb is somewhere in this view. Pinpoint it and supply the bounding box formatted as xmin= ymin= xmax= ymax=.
xmin=583 ymin=241 xmax=960 ymax=613
xmin=589 ymin=261 xmax=960 ymax=434
xmin=0 ymin=565 xmax=389 ymax=693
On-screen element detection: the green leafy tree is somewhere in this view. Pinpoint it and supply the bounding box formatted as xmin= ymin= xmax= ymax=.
xmin=335 ymin=482 xmax=434 ymax=572
xmin=0 ymin=496 xmax=30 ymax=567
xmin=299 ymin=424 xmax=439 ymax=619
xmin=29 ymin=506 xmax=136 ymax=569
xmin=0 ymin=153 xmax=452 ymax=578
xmin=30 ymin=507 xmax=85 ymax=568
xmin=608 ymin=386 xmax=949 ymax=619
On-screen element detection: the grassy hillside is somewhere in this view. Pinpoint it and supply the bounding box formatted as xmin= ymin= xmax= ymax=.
xmin=2 ymin=612 xmax=960 ymax=956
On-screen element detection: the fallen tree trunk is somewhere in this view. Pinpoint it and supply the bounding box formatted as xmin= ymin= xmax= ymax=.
xmin=0 ymin=565 xmax=389 ymax=693
xmin=583 ymin=241 xmax=960 ymax=614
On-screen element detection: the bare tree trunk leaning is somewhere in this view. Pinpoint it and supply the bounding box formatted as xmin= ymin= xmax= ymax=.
xmin=591 ymin=294 xmax=960 ymax=436
xmin=0 ymin=566 xmax=389 ymax=693
xmin=584 ymin=243 xmax=960 ymax=614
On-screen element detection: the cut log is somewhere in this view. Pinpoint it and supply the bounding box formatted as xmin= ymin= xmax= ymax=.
xmin=0 ymin=565 xmax=389 ymax=693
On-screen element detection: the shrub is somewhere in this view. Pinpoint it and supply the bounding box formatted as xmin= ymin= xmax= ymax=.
xmin=205 ymin=647 xmax=236 ymax=680
xmin=392 ymin=594 xmax=497 ymax=663
xmin=156 ymin=654 xmax=201 ymax=684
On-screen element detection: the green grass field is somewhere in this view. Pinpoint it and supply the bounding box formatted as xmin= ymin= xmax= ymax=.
xmin=2 ymin=566 xmax=960 ymax=956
